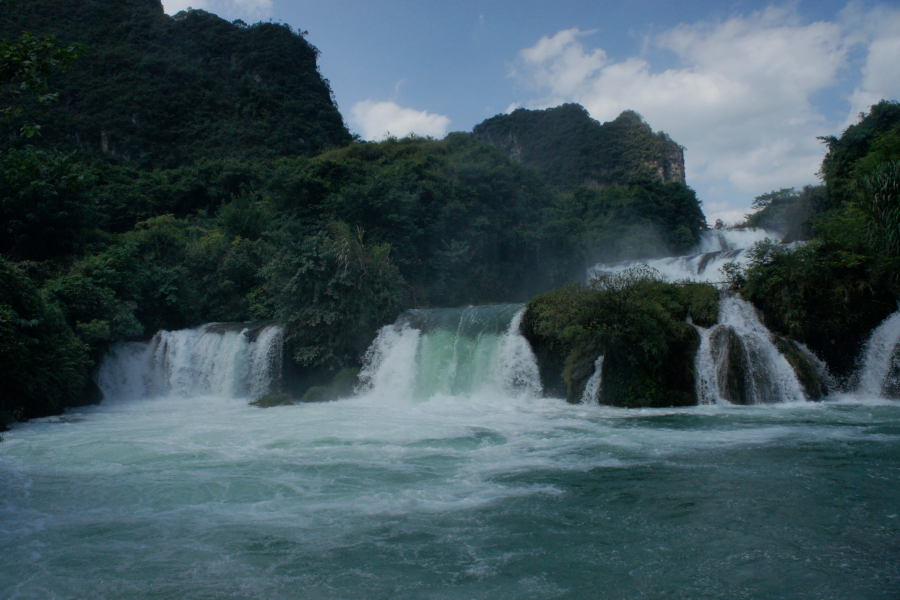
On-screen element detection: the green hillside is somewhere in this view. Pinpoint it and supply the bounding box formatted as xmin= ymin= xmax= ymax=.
xmin=0 ymin=0 xmax=352 ymax=167
xmin=473 ymin=104 xmax=685 ymax=190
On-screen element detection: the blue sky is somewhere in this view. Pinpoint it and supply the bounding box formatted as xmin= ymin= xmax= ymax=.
xmin=162 ymin=0 xmax=900 ymax=224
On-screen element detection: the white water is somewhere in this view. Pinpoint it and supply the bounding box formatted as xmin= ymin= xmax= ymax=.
xmin=96 ymin=322 xmax=284 ymax=400
xmin=4 ymin=305 xmax=900 ymax=597
xmin=580 ymin=355 xmax=604 ymax=404
xmin=694 ymin=295 xmax=806 ymax=405
xmin=359 ymin=305 xmax=542 ymax=400
xmin=588 ymin=228 xmax=781 ymax=283
xmin=857 ymin=310 xmax=900 ymax=396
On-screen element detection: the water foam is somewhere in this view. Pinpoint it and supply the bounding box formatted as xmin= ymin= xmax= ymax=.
xmin=358 ymin=305 xmax=541 ymax=400
xmin=96 ymin=322 xmax=284 ymax=400
xmin=694 ymin=295 xmax=806 ymax=405
xmin=588 ymin=228 xmax=782 ymax=283
xmin=580 ymin=356 xmax=604 ymax=404
xmin=857 ymin=310 xmax=900 ymax=397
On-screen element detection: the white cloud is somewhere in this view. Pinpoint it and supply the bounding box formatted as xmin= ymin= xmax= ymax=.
xmin=844 ymin=6 xmax=900 ymax=125
xmin=351 ymin=101 xmax=451 ymax=141
xmin=161 ymin=0 xmax=272 ymax=20
xmin=509 ymin=5 xmax=900 ymax=220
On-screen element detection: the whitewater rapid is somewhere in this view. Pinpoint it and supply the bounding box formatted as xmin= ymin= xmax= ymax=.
xmin=588 ymin=228 xmax=782 ymax=283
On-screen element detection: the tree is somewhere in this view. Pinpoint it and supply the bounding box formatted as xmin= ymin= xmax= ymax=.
xmin=1 ymin=29 xmax=84 ymax=137
xmin=859 ymin=160 xmax=900 ymax=261
xmin=751 ymin=188 xmax=798 ymax=212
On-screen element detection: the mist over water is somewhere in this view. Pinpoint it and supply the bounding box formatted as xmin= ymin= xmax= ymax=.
xmin=2 ymin=306 xmax=900 ymax=598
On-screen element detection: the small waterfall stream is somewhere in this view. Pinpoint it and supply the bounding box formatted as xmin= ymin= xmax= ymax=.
xmin=580 ymin=355 xmax=604 ymax=404
xmin=856 ymin=310 xmax=900 ymax=397
xmin=694 ymin=295 xmax=806 ymax=405
xmin=96 ymin=322 xmax=284 ymax=400
xmin=358 ymin=304 xmax=542 ymax=399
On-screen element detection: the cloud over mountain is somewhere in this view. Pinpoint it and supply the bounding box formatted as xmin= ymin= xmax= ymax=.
xmin=509 ymin=4 xmax=900 ymax=222
xmin=351 ymin=101 xmax=451 ymax=141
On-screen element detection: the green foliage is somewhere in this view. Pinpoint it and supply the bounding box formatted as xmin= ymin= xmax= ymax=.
xmin=548 ymin=179 xmax=707 ymax=260
xmin=0 ymin=146 xmax=97 ymax=259
xmin=474 ymin=104 xmax=685 ymax=190
xmin=859 ymin=161 xmax=900 ymax=262
xmin=0 ymin=256 xmax=93 ymax=428
xmin=819 ymin=100 xmax=900 ymax=211
xmin=262 ymin=222 xmax=408 ymax=373
xmin=0 ymin=0 xmax=351 ymax=166
xmin=523 ymin=267 xmax=717 ymax=406
xmin=743 ymin=185 xmax=824 ymax=241
xmin=0 ymin=30 xmax=84 ymax=136
xmin=751 ymin=188 xmax=797 ymax=211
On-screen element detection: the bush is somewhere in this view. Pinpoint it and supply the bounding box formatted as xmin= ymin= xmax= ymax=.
xmin=0 ymin=257 xmax=93 ymax=427
xmin=523 ymin=267 xmax=718 ymax=406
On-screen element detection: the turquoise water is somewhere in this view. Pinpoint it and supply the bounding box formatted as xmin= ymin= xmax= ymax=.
xmin=1 ymin=392 xmax=898 ymax=599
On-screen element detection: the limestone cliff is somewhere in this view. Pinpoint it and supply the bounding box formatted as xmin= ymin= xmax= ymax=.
xmin=473 ymin=104 xmax=685 ymax=190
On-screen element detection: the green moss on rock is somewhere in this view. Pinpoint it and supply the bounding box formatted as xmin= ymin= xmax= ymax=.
xmin=773 ymin=336 xmax=827 ymax=400
xmin=523 ymin=267 xmax=718 ymax=408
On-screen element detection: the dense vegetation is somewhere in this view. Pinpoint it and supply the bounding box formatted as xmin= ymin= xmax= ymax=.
xmin=0 ymin=0 xmax=352 ymax=167
xmin=474 ymin=104 xmax=686 ymax=190
xmin=0 ymin=0 xmax=709 ymax=427
xmin=522 ymin=267 xmax=718 ymax=407
xmin=734 ymin=101 xmax=900 ymax=381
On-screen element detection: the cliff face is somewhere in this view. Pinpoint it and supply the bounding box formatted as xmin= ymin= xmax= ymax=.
xmin=473 ymin=104 xmax=685 ymax=190
xmin=1 ymin=0 xmax=352 ymax=167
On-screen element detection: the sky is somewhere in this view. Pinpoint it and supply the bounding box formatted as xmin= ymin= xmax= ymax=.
xmin=161 ymin=0 xmax=900 ymax=224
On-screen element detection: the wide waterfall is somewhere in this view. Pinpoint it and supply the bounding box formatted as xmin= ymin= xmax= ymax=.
xmin=588 ymin=228 xmax=781 ymax=282
xmin=96 ymin=322 xmax=284 ymax=400
xmin=358 ymin=304 xmax=542 ymax=399
xmin=694 ymin=295 xmax=806 ymax=404
xmin=856 ymin=310 xmax=900 ymax=398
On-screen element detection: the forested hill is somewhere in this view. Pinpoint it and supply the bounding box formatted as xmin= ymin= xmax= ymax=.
xmin=473 ymin=104 xmax=685 ymax=190
xmin=0 ymin=0 xmax=352 ymax=168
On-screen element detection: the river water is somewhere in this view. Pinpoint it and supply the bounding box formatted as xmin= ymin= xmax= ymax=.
xmin=2 ymin=235 xmax=899 ymax=598
xmin=2 ymin=389 xmax=899 ymax=598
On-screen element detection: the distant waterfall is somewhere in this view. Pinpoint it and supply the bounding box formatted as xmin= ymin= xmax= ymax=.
xmin=694 ymin=295 xmax=806 ymax=404
xmin=856 ymin=311 xmax=900 ymax=398
xmin=97 ymin=322 xmax=284 ymax=400
xmin=358 ymin=305 xmax=542 ymax=399
xmin=588 ymin=228 xmax=781 ymax=283
xmin=580 ymin=356 xmax=604 ymax=404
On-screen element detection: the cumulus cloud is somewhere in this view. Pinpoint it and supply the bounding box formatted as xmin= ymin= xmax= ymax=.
xmin=844 ymin=5 xmax=900 ymax=126
xmin=161 ymin=0 xmax=272 ymax=19
xmin=509 ymin=5 xmax=900 ymax=222
xmin=351 ymin=101 xmax=451 ymax=141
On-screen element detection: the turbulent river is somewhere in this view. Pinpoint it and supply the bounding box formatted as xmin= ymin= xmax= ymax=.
xmin=2 ymin=232 xmax=899 ymax=599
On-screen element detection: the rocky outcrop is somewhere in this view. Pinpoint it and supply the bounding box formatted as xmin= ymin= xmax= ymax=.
xmin=473 ymin=104 xmax=686 ymax=190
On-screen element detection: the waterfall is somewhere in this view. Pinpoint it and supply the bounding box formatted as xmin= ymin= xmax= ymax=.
xmin=357 ymin=305 xmax=542 ymax=399
xmin=580 ymin=356 xmax=604 ymax=404
xmin=96 ymin=322 xmax=284 ymax=400
xmin=694 ymin=295 xmax=806 ymax=405
xmin=588 ymin=228 xmax=781 ymax=283
xmin=856 ymin=310 xmax=900 ymax=397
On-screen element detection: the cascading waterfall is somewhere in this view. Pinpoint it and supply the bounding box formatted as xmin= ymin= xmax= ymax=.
xmin=580 ymin=356 xmax=604 ymax=404
xmin=357 ymin=304 xmax=542 ymax=399
xmin=694 ymin=295 xmax=806 ymax=405
xmin=588 ymin=228 xmax=781 ymax=283
xmin=96 ymin=322 xmax=284 ymax=400
xmin=856 ymin=310 xmax=900 ymax=397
